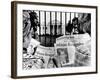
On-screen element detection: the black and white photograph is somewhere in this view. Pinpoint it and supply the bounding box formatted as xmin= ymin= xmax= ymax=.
xmin=23 ymin=10 xmax=91 ymax=69
xmin=11 ymin=1 xmax=97 ymax=78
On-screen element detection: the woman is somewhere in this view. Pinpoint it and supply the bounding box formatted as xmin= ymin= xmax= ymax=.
xmin=23 ymin=10 xmax=40 ymax=57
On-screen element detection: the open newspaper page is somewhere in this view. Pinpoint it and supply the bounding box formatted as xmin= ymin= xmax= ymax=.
xmin=23 ymin=33 xmax=91 ymax=70
xmin=71 ymin=33 xmax=91 ymax=66
xmin=56 ymin=33 xmax=91 ymax=67
xmin=23 ymin=39 xmax=56 ymax=69
xmin=55 ymin=36 xmax=76 ymax=67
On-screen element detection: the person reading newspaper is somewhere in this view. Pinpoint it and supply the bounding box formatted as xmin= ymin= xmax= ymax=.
xmin=23 ymin=10 xmax=40 ymax=58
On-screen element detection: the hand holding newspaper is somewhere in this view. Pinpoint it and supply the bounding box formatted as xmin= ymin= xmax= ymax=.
xmin=27 ymin=38 xmax=40 ymax=56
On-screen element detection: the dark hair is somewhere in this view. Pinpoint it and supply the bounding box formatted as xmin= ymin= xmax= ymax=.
xmin=29 ymin=11 xmax=39 ymax=32
xmin=72 ymin=17 xmax=78 ymax=23
xmin=78 ymin=13 xmax=91 ymax=35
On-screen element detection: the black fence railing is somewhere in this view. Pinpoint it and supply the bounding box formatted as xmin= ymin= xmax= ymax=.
xmin=23 ymin=10 xmax=91 ymax=47
xmin=32 ymin=11 xmax=78 ymax=47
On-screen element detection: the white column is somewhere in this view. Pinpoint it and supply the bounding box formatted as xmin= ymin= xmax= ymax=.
xmin=53 ymin=25 xmax=54 ymax=35
xmin=62 ymin=13 xmax=65 ymax=35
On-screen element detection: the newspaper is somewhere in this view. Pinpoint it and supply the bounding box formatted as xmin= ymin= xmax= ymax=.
xmin=23 ymin=33 xmax=91 ymax=70
xmin=35 ymin=45 xmax=55 ymax=68
xmin=23 ymin=44 xmax=56 ymax=69
xmin=55 ymin=40 xmax=76 ymax=67
xmin=75 ymin=39 xmax=91 ymax=66
xmin=55 ymin=33 xmax=91 ymax=66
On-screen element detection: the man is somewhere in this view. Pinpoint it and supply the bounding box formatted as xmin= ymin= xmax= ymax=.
xmin=71 ymin=17 xmax=79 ymax=34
